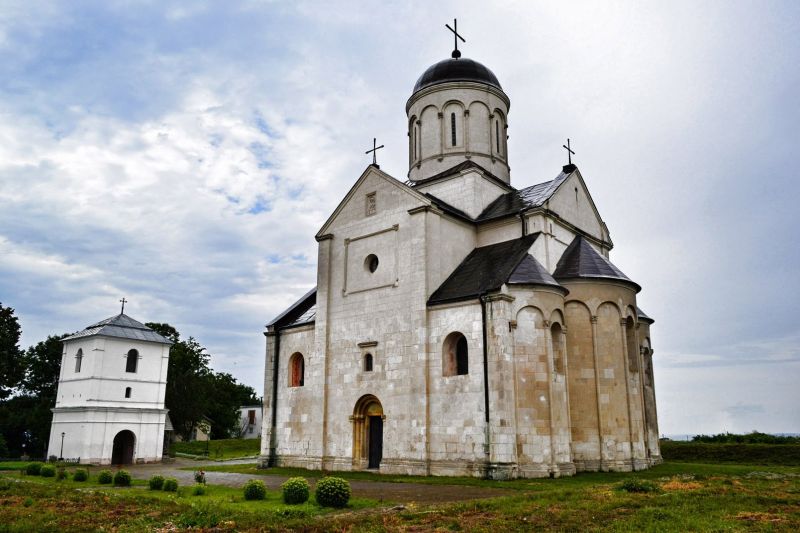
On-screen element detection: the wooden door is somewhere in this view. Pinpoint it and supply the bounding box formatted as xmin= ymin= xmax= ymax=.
xmin=368 ymin=416 xmax=383 ymax=468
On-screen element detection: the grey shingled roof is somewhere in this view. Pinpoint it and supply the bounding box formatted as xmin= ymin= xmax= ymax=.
xmin=63 ymin=314 xmax=173 ymax=344
xmin=508 ymin=254 xmax=567 ymax=293
xmin=553 ymin=236 xmax=640 ymax=291
xmin=267 ymin=288 xmax=317 ymax=329
xmin=477 ymin=169 xmax=574 ymax=223
xmin=429 ymin=234 xmax=549 ymax=305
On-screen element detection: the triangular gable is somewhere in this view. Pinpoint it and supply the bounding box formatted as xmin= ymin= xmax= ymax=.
xmin=543 ymin=167 xmax=609 ymax=242
xmin=316 ymin=165 xmax=432 ymax=238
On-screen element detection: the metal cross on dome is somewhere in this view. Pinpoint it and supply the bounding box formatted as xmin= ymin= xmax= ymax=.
xmin=445 ymin=18 xmax=466 ymax=59
xmin=562 ymin=138 xmax=576 ymax=166
xmin=119 ymin=297 xmax=128 ymax=314
xmin=365 ymin=137 xmax=384 ymax=166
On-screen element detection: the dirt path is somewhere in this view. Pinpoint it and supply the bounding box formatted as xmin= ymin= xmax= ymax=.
xmin=124 ymin=459 xmax=510 ymax=504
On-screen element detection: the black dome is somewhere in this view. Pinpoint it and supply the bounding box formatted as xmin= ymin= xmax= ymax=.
xmin=412 ymin=57 xmax=503 ymax=95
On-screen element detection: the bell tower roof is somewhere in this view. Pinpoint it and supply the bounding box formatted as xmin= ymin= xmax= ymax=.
xmin=411 ymin=57 xmax=503 ymax=96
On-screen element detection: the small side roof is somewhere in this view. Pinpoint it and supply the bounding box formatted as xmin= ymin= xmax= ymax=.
xmin=637 ymin=306 xmax=655 ymax=324
xmin=553 ymin=236 xmax=640 ymax=292
xmin=267 ymin=287 xmax=317 ymax=330
xmin=62 ymin=313 xmax=173 ymax=345
xmin=429 ymin=234 xmax=565 ymax=305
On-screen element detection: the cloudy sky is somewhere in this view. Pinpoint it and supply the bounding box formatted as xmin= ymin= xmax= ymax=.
xmin=1 ymin=1 xmax=798 ymax=436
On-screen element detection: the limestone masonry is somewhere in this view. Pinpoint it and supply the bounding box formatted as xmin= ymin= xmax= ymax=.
xmin=261 ymin=47 xmax=661 ymax=479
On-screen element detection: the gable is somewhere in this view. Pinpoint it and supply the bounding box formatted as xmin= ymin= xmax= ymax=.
xmin=544 ymin=170 xmax=606 ymax=242
xmin=316 ymin=165 xmax=430 ymax=238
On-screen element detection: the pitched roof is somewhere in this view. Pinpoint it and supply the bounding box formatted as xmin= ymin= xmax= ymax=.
xmin=408 ymin=160 xmax=511 ymax=190
xmin=62 ymin=313 xmax=173 ymax=344
xmin=477 ymin=168 xmax=571 ymax=222
xmin=267 ymin=288 xmax=317 ymax=329
xmin=429 ymin=234 xmax=564 ymax=305
xmin=553 ymin=236 xmax=640 ymax=291
xmin=508 ymin=254 xmax=567 ymax=293
xmin=424 ymin=193 xmax=475 ymax=223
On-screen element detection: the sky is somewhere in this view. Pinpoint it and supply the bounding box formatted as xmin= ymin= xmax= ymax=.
xmin=0 ymin=0 xmax=798 ymax=436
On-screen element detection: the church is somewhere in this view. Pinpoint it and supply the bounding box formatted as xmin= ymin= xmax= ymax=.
xmin=261 ymin=32 xmax=661 ymax=479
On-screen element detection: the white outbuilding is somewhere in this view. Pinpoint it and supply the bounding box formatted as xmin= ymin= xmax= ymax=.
xmin=47 ymin=313 xmax=172 ymax=464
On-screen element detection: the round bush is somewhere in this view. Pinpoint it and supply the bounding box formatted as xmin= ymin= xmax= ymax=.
xmin=243 ymin=479 xmax=267 ymax=501
xmin=73 ymin=468 xmax=89 ymax=482
xmin=619 ymin=478 xmax=659 ymax=493
xmin=314 ymin=477 xmax=351 ymax=508
xmin=25 ymin=462 xmax=43 ymax=476
xmin=281 ymin=477 xmax=310 ymax=504
xmin=39 ymin=464 xmax=56 ymax=478
xmin=148 ymin=475 xmax=165 ymax=490
xmin=113 ymin=469 xmax=132 ymax=487
xmin=97 ymin=470 xmax=113 ymax=484
xmin=191 ymin=483 xmax=206 ymax=496
xmin=162 ymin=477 xmax=179 ymax=492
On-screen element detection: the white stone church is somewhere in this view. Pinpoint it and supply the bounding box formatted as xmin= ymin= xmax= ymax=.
xmin=48 ymin=313 xmax=172 ymax=464
xmin=261 ymin=42 xmax=661 ymax=478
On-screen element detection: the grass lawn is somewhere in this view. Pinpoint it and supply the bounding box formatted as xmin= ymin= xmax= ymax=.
xmin=2 ymin=461 xmax=799 ymax=531
xmin=171 ymin=437 xmax=261 ymax=460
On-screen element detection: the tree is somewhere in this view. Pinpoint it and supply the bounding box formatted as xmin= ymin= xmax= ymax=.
xmin=0 ymin=302 xmax=24 ymax=399
xmin=203 ymin=372 xmax=259 ymax=439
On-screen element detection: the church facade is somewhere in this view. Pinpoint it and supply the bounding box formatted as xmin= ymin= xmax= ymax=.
xmin=48 ymin=314 xmax=172 ymax=464
xmin=261 ymin=47 xmax=661 ymax=479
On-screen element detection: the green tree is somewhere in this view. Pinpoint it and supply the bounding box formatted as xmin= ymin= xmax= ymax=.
xmin=204 ymin=372 xmax=259 ymax=439
xmin=0 ymin=302 xmax=24 ymax=399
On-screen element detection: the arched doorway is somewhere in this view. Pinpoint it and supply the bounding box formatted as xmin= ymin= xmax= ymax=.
xmin=111 ymin=430 xmax=135 ymax=465
xmin=351 ymin=395 xmax=384 ymax=469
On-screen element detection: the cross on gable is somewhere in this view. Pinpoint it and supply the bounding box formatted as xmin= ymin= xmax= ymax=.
xmin=119 ymin=297 xmax=128 ymax=314
xmin=365 ymin=137 xmax=384 ymax=167
xmin=445 ymin=19 xmax=466 ymax=59
xmin=562 ymin=138 xmax=576 ymax=166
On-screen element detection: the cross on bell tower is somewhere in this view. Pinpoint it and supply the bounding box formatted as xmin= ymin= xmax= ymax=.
xmin=445 ymin=19 xmax=466 ymax=59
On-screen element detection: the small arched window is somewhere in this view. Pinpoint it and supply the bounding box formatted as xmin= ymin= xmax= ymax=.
xmin=451 ymin=112 xmax=457 ymax=146
xmin=289 ymin=352 xmax=304 ymax=387
xmin=413 ymin=126 xmax=418 ymax=160
xmin=625 ymin=317 xmax=638 ymax=372
xmin=125 ymin=349 xmax=138 ymax=373
xmin=124 ymin=387 xmax=131 ymax=398
xmin=550 ymin=323 xmax=565 ymax=374
xmin=364 ymin=353 xmax=373 ymax=372
xmin=495 ymin=119 xmax=500 ymax=153
xmin=75 ymin=348 xmax=83 ymax=373
xmin=443 ymin=332 xmax=469 ymax=377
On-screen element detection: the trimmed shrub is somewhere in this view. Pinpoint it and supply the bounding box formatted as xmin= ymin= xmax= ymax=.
xmin=73 ymin=468 xmax=89 ymax=482
xmin=25 ymin=462 xmax=43 ymax=476
xmin=113 ymin=469 xmax=132 ymax=487
xmin=39 ymin=464 xmax=56 ymax=478
xmin=148 ymin=475 xmax=165 ymax=490
xmin=315 ymin=477 xmax=351 ymax=508
xmin=243 ymin=479 xmax=267 ymax=501
xmin=281 ymin=477 xmax=310 ymax=504
xmin=56 ymin=467 xmax=68 ymax=481
xmin=97 ymin=470 xmax=113 ymax=484
xmin=162 ymin=477 xmax=179 ymax=492
xmin=194 ymin=470 xmax=206 ymax=484
xmin=191 ymin=483 xmax=206 ymax=496
xmin=619 ymin=478 xmax=659 ymax=493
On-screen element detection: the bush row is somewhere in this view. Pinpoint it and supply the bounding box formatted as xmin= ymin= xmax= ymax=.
xmin=660 ymin=441 xmax=800 ymax=465
xmin=24 ymin=463 xmax=91 ymax=482
xmin=242 ymin=476 xmax=350 ymax=507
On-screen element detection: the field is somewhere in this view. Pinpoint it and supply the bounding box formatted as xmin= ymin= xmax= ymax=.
xmin=170 ymin=437 xmax=261 ymax=460
xmin=1 ymin=458 xmax=799 ymax=531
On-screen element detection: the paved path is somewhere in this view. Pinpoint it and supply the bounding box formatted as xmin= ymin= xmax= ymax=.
xmin=124 ymin=459 xmax=510 ymax=504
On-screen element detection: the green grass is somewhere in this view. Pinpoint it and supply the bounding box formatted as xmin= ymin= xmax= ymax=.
xmin=0 ymin=461 xmax=31 ymax=471
xmin=171 ymin=438 xmax=261 ymax=460
xmin=661 ymin=440 xmax=800 ymax=465
xmin=3 ymin=462 xmax=800 ymax=531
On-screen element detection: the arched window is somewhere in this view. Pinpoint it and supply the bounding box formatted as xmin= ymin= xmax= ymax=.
xmin=443 ymin=332 xmax=469 ymax=376
xmin=75 ymin=348 xmax=83 ymax=373
xmin=124 ymin=387 xmax=131 ymax=398
xmin=495 ymin=119 xmax=500 ymax=153
xmin=289 ymin=352 xmax=304 ymax=387
xmin=364 ymin=353 xmax=373 ymax=372
xmin=451 ymin=112 xmax=457 ymax=146
xmin=626 ymin=317 xmax=638 ymax=372
xmin=413 ymin=126 xmax=418 ymax=160
xmin=550 ymin=323 xmax=565 ymax=374
xmin=125 ymin=349 xmax=138 ymax=373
